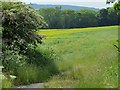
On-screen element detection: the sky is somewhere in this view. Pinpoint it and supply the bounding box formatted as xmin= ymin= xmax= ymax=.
xmin=19 ymin=0 xmax=115 ymax=9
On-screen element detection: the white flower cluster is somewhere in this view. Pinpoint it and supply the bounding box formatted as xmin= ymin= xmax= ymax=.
xmin=106 ymin=0 xmax=116 ymax=4
xmin=106 ymin=0 xmax=120 ymax=4
xmin=0 ymin=66 xmax=16 ymax=80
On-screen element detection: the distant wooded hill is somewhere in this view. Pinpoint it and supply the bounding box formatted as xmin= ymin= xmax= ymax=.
xmin=29 ymin=4 xmax=99 ymax=11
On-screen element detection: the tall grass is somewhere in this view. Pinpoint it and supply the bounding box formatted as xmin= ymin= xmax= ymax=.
xmin=2 ymin=44 xmax=59 ymax=87
xmin=2 ymin=78 xmax=13 ymax=88
xmin=38 ymin=26 xmax=118 ymax=88
xmin=2 ymin=26 xmax=118 ymax=88
xmin=14 ymin=45 xmax=59 ymax=85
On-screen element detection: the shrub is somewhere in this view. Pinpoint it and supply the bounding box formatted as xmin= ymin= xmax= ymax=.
xmin=2 ymin=45 xmax=59 ymax=85
xmin=1 ymin=2 xmax=48 ymax=74
xmin=1 ymin=2 xmax=59 ymax=86
xmin=15 ymin=64 xmax=50 ymax=85
xmin=14 ymin=45 xmax=59 ymax=85
xmin=1 ymin=2 xmax=48 ymax=53
xmin=2 ymin=49 xmax=26 ymax=75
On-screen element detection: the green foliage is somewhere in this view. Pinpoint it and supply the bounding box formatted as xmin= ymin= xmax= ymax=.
xmin=113 ymin=2 xmax=120 ymax=53
xmin=78 ymin=9 xmax=98 ymax=27
xmin=114 ymin=2 xmax=120 ymax=34
xmin=39 ymin=7 xmax=62 ymax=29
xmin=26 ymin=45 xmax=59 ymax=73
xmin=39 ymin=7 xmax=98 ymax=29
xmin=2 ymin=49 xmax=26 ymax=75
xmin=108 ymin=7 xmax=118 ymax=25
xmin=97 ymin=7 xmax=118 ymax=26
xmin=39 ymin=6 xmax=119 ymax=29
xmin=15 ymin=64 xmax=47 ymax=85
xmin=15 ymin=64 xmax=56 ymax=85
xmin=114 ymin=1 xmax=120 ymax=12
xmin=61 ymin=9 xmax=81 ymax=28
xmin=1 ymin=1 xmax=119 ymax=87
xmin=1 ymin=1 xmax=45 ymax=71
xmin=39 ymin=26 xmax=118 ymax=88
xmin=0 ymin=73 xmax=14 ymax=88
xmin=14 ymin=45 xmax=59 ymax=85
xmin=2 ymin=45 xmax=59 ymax=86
xmin=1 ymin=2 xmax=59 ymax=86
xmin=1 ymin=2 xmax=47 ymax=53
xmin=97 ymin=8 xmax=109 ymax=26
xmin=2 ymin=78 xmax=13 ymax=88
xmin=113 ymin=40 xmax=120 ymax=53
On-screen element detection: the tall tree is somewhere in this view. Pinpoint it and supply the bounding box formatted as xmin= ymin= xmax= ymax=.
xmin=108 ymin=7 xmax=118 ymax=25
xmin=39 ymin=6 xmax=62 ymax=29
xmin=97 ymin=9 xmax=109 ymax=26
xmin=78 ymin=9 xmax=98 ymax=27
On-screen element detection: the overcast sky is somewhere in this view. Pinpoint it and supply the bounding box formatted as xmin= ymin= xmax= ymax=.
xmin=19 ymin=0 xmax=114 ymax=9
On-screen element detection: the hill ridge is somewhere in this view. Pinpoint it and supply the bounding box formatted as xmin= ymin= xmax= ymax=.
xmin=29 ymin=4 xmax=99 ymax=11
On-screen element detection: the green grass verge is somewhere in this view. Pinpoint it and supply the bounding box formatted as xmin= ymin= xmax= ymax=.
xmin=37 ymin=26 xmax=118 ymax=88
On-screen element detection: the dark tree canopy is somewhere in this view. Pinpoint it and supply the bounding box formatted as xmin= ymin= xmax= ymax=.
xmin=114 ymin=1 xmax=120 ymax=11
xmin=38 ymin=6 xmax=119 ymax=29
xmin=114 ymin=1 xmax=120 ymax=25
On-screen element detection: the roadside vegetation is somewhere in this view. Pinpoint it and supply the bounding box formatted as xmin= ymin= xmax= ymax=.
xmin=37 ymin=26 xmax=118 ymax=88
xmin=1 ymin=2 xmax=58 ymax=88
xmin=0 ymin=1 xmax=119 ymax=88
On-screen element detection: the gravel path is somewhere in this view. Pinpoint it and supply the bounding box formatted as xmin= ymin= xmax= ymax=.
xmin=14 ymin=83 xmax=48 ymax=88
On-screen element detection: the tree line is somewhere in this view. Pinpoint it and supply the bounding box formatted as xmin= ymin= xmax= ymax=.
xmin=38 ymin=6 xmax=119 ymax=29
